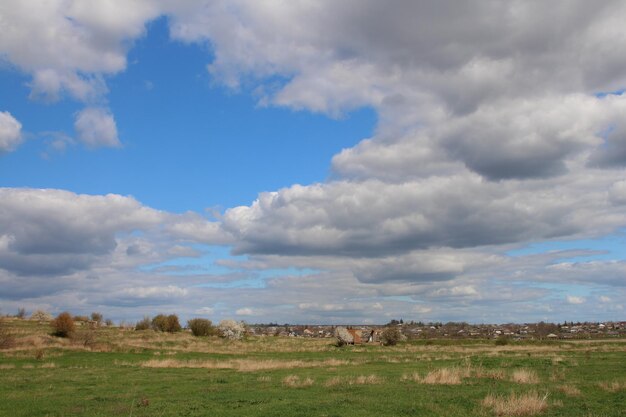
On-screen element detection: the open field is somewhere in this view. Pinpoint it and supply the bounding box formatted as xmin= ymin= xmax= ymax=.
xmin=0 ymin=319 xmax=624 ymax=416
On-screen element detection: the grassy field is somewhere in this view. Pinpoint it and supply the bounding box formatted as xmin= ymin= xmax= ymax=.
xmin=0 ymin=319 xmax=624 ymax=417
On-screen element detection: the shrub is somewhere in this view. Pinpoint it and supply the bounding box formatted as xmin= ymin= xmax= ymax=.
xmin=73 ymin=328 xmax=96 ymax=348
xmin=380 ymin=327 xmax=402 ymax=346
xmin=52 ymin=312 xmax=75 ymax=338
xmin=90 ymin=312 xmax=103 ymax=325
xmin=334 ymin=326 xmax=353 ymax=346
xmin=30 ymin=310 xmax=53 ymax=322
xmin=165 ymin=315 xmax=182 ymax=332
xmin=187 ymin=318 xmax=216 ymax=336
xmin=495 ymin=336 xmax=509 ymax=346
xmin=151 ymin=314 xmax=168 ymax=331
xmin=135 ymin=316 xmax=152 ymax=331
xmin=218 ymin=320 xmax=246 ymax=340
xmin=152 ymin=314 xmax=181 ymax=333
xmin=16 ymin=308 xmax=26 ymax=319
xmin=73 ymin=315 xmax=89 ymax=322
xmin=104 ymin=319 xmax=113 ymax=327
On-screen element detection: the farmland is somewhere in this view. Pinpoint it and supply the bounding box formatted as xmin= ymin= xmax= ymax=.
xmin=0 ymin=319 xmax=624 ymax=417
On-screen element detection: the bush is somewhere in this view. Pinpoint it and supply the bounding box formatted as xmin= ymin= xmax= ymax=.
xmin=52 ymin=312 xmax=75 ymax=338
xmin=104 ymin=319 xmax=113 ymax=327
xmin=135 ymin=316 xmax=152 ymax=331
xmin=218 ymin=320 xmax=246 ymax=340
xmin=16 ymin=308 xmax=26 ymax=319
xmin=187 ymin=318 xmax=216 ymax=336
xmin=495 ymin=336 xmax=510 ymax=346
xmin=380 ymin=327 xmax=402 ymax=346
xmin=152 ymin=314 xmax=181 ymax=333
xmin=91 ymin=312 xmax=103 ymax=325
xmin=165 ymin=315 xmax=182 ymax=332
xmin=334 ymin=326 xmax=354 ymax=347
xmin=30 ymin=310 xmax=52 ymax=322
xmin=72 ymin=328 xmax=96 ymax=348
xmin=73 ymin=315 xmax=89 ymax=322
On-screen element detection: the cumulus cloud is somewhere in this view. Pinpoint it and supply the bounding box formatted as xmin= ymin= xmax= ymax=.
xmin=0 ymin=188 xmax=165 ymax=276
xmin=216 ymin=172 xmax=626 ymax=260
xmin=3 ymin=2 xmax=626 ymax=322
xmin=195 ymin=306 xmax=215 ymax=315
xmin=235 ymin=307 xmax=255 ymax=316
xmin=566 ymin=295 xmax=586 ymax=305
xmin=0 ymin=0 xmax=159 ymax=101
xmin=0 ymin=111 xmax=22 ymax=153
xmin=74 ymin=107 xmax=121 ymax=148
xmin=120 ymin=285 xmax=188 ymax=299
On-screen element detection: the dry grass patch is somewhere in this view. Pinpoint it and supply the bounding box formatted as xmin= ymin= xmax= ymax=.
xmin=401 ymin=367 xmax=471 ymax=384
xmin=422 ymin=367 xmax=469 ymax=385
xmin=235 ymin=358 xmax=349 ymax=372
xmin=352 ymin=374 xmax=384 ymax=385
xmin=138 ymin=358 xmax=351 ymax=372
xmin=0 ymin=364 xmax=15 ymax=369
xmin=325 ymin=374 xmax=385 ymax=386
xmin=482 ymin=392 xmax=549 ymax=416
xmin=474 ymin=366 xmax=506 ymax=380
xmin=39 ymin=362 xmax=56 ymax=368
xmin=401 ymin=372 xmax=421 ymax=382
xmin=256 ymin=375 xmax=271 ymax=382
xmin=511 ymin=369 xmax=540 ymax=384
xmin=282 ymin=375 xmax=314 ymax=388
xmin=557 ymin=385 xmax=581 ymax=397
xmin=324 ymin=376 xmax=343 ymax=387
xmin=598 ymin=381 xmax=625 ymax=392
xmin=140 ymin=359 xmax=232 ymax=369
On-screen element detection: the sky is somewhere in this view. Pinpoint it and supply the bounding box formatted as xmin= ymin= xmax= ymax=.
xmin=1 ymin=1 xmax=625 ymax=325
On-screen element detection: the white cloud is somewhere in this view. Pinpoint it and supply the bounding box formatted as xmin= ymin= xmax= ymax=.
xmin=0 ymin=188 xmax=164 ymax=277
xmin=599 ymin=296 xmax=611 ymax=303
xmin=216 ymin=171 xmax=626 ymax=261
xmin=608 ymin=180 xmax=626 ymax=205
xmin=195 ymin=307 xmax=215 ymax=315
xmin=412 ymin=306 xmax=432 ymax=314
xmin=3 ymin=2 xmax=626 ymax=323
xmin=235 ymin=307 xmax=255 ymax=316
xmin=566 ymin=295 xmax=586 ymax=305
xmin=0 ymin=0 xmax=159 ymax=101
xmin=0 ymin=111 xmax=22 ymax=153
xmin=121 ymin=285 xmax=188 ymax=299
xmin=74 ymin=107 xmax=120 ymax=148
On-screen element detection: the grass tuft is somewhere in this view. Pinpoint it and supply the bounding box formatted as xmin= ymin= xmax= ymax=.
xmin=474 ymin=366 xmax=506 ymax=380
xmin=482 ymin=391 xmax=549 ymax=416
xmin=511 ymin=369 xmax=540 ymax=384
xmin=421 ymin=367 xmax=467 ymax=385
xmin=325 ymin=374 xmax=384 ymax=386
xmin=598 ymin=381 xmax=625 ymax=392
xmin=557 ymin=385 xmax=581 ymax=397
xmin=282 ymin=375 xmax=314 ymax=388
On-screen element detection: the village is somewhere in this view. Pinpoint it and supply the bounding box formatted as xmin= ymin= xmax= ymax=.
xmin=246 ymin=320 xmax=626 ymax=342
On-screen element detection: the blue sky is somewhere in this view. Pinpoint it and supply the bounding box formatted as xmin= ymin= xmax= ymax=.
xmin=1 ymin=17 xmax=376 ymax=213
xmin=1 ymin=1 xmax=625 ymax=324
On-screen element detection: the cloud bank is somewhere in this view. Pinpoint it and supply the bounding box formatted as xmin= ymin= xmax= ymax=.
xmin=1 ymin=1 xmax=625 ymax=323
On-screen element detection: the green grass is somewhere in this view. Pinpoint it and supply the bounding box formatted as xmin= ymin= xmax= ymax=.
xmin=0 ymin=319 xmax=624 ymax=416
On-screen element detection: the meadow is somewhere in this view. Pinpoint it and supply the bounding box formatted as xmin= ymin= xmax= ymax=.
xmin=0 ymin=319 xmax=624 ymax=417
